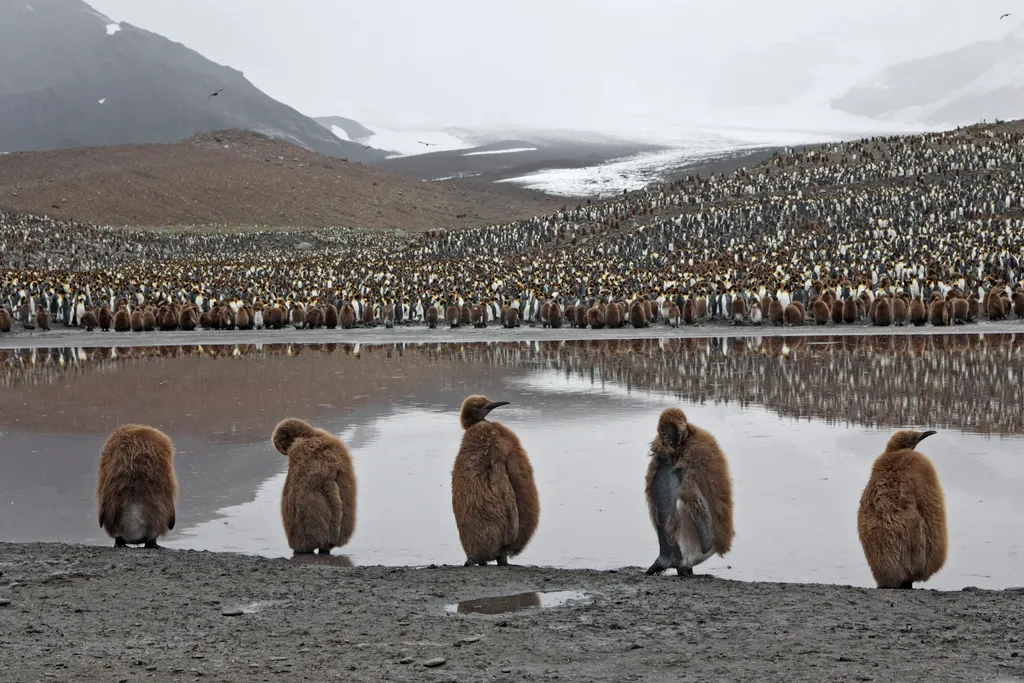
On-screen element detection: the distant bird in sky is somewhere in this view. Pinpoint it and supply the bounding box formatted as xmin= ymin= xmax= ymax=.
xmin=418 ymin=141 xmax=437 ymax=147
xmin=1000 ymin=12 xmax=1011 ymax=19
xmin=207 ymin=88 xmax=226 ymax=99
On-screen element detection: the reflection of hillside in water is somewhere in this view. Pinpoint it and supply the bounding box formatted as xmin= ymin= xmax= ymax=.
xmin=1 ymin=334 xmax=1022 ymax=436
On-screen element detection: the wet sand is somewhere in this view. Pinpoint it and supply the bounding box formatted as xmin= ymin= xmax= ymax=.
xmin=0 ymin=543 xmax=1021 ymax=683
xmin=2 ymin=318 xmax=1024 ymax=349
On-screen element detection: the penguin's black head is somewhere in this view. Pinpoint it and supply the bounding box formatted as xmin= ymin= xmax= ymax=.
xmin=460 ymin=395 xmax=509 ymax=430
xmin=656 ymin=408 xmax=689 ymax=450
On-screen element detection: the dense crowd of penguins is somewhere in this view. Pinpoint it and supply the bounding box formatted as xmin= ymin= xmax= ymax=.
xmin=3 ymin=334 xmax=1022 ymax=436
xmin=2 ymin=123 xmax=1024 ymax=336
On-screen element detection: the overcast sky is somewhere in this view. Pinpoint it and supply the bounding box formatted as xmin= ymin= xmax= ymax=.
xmin=86 ymin=0 xmax=1013 ymax=134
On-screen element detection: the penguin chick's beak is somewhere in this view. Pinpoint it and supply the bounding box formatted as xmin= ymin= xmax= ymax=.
xmin=916 ymin=430 xmax=937 ymax=444
xmin=485 ymin=401 xmax=510 ymax=412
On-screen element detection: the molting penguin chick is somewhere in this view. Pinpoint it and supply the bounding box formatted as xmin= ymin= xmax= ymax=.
xmin=645 ymin=408 xmax=734 ymax=577
xmin=857 ymin=429 xmax=946 ymax=589
xmin=0 ymin=308 xmax=11 ymax=333
xmin=97 ymin=425 xmax=178 ymax=548
xmin=451 ymin=396 xmax=539 ymax=566
xmin=273 ymin=418 xmax=357 ymax=555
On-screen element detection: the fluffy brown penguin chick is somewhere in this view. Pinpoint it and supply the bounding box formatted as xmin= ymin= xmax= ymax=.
xmin=451 ymin=396 xmax=539 ymax=566
xmin=857 ymin=429 xmax=946 ymax=589
xmin=97 ymin=425 xmax=178 ymax=548
xmin=645 ymin=408 xmax=734 ymax=577
xmin=273 ymin=418 xmax=357 ymax=555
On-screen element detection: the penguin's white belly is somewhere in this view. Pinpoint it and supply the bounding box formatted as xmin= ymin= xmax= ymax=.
xmin=118 ymin=502 xmax=149 ymax=544
xmin=675 ymin=506 xmax=714 ymax=568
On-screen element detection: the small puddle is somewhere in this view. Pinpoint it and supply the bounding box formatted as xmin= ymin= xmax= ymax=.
xmin=444 ymin=590 xmax=589 ymax=615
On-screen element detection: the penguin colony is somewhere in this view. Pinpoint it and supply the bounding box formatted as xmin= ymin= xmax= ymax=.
xmin=2 ymin=123 xmax=1024 ymax=335
xmin=93 ymin=400 xmax=946 ymax=588
xmin=4 ymin=333 xmax=1022 ymax=436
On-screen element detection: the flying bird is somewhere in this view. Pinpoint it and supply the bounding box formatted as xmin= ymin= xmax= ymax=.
xmin=207 ymin=88 xmax=226 ymax=99
xmin=1000 ymin=12 xmax=1011 ymax=19
xmin=417 ymin=141 xmax=437 ymax=147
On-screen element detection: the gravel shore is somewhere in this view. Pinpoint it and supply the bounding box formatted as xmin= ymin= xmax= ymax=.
xmin=0 ymin=543 xmax=1021 ymax=682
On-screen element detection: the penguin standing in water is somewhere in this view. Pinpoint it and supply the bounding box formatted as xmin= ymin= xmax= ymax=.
xmin=857 ymin=429 xmax=946 ymax=589
xmin=645 ymin=408 xmax=734 ymax=577
xmin=451 ymin=396 xmax=539 ymax=566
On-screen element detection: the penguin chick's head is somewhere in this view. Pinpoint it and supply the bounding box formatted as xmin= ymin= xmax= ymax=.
xmin=460 ymin=395 xmax=510 ymax=430
xmin=656 ymin=408 xmax=689 ymax=449
xmin=885 ymin=429 xmax=936 ymax=453
xmin=272 ymin=418 xmax=318 ymax=455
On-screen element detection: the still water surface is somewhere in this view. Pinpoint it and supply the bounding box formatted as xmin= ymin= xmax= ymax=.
xmin=1 ymin=336 xmax=1021 ymax=590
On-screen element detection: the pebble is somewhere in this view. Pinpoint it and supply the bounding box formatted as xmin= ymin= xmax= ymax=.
xmin=459 ymin=635 xmax=483 ymax=645
xmin=423 ymin=657 xmax=447 ymax=668
xmin=398 ymin=657 xmax=414 ymax=665
xmin=0 ymin=599 xmax=10 ymax=607
xmin=221 ymin=608 xmax=244 ymax=617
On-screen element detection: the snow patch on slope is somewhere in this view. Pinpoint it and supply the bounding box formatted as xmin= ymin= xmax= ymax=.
xmin=326 ymin=122 xmax=472 ymax=157
xmin=105 ymin=23 xmax=121 ymax=35
xmin=463 ymin=147 xmax=538 ymax=156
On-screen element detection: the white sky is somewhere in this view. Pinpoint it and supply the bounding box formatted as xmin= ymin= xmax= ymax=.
xmin=86 ymin=0 xmax=1014 ymax=134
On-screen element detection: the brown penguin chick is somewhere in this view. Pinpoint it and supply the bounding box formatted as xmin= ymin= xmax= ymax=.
xmin=340 ymin=304 xmax=357 ymax=329
xmin=35 ymin=307 xmax=51 ymax=331
xmin=564 ymin=304 xmax=577 ymax=327
xmin=235 ymin=306 xmax=250 ymax=330
xmin=908 ymin=297 xmax=927 ymax=325
xmin=696 ymin=296 xmax=708 ymax=319
xmin=987 ymin=292 xmax=1007 ymax=321
xmin=629 ymin=300 xmax=648 ymax=328
xmin=768 ymin=297 xmax=784 ymax=326
xmin=289 ymin=305 xmax=305 ymax=330
xmin=383 ymin=303 xmax=396 ymax=328
xmin=812 ymin=298 xmax=830 ymax=325
xmin=273 ymin=418 xmax=357 ymax=555
xmin=682 ymin=299 xmax=697 ymax=325
xmin=446 ymin=304 xmax=461 ymax=328
xmin=98 ymin=306 xmax=112 ymax=331
xmin=425 ymin=306 xmax=438 ymax=329
xmin=731 ymin=295 xmax=747 ymax=324
xmin=324 ymin=304 xmax=339 ymax=329
xmin=97 ymin=424 xmax=178 ymax=548
xmin=574 ymin=304 xmax=587 ymax=328
xmin=892 ymin=296 xmax=908 ymax=326
xmin=470 ymin=304 xmax=485 ymax=328
xmin=667 ymin=303 xmax=681 ymax=327
xmin=114 ymin=308 xmax=130 ymax=332
xmin=605 ymin=301 xmax=622 ymax=328
xmin=842 ymin=298 xmax=858 ymax=324
xmin=951 ymin=297 xmax=968 ymax=324
xmin=362 ymin=302 xmax=375 ymax=327
xmin=929 ymin=299 xmax=949 ymax=326
xmin=830 ymin=298 xmax=843 ymax=323
xmin=873 ymin=297 xmax=892 ymax=326
xmin=452 ymin=396 xmax=539 ymax=566
xmin=868 ymin=296 xmax=880 ymax=323
xmin=198 ymin=311 xmax=212 ymax=329
xmin=160 ymin=308 xmax=178 ymax=331
xmin=539 ymin=301 xmax=551 ymax=327
xmin=502 ymin=306 xmax=520 ymax=328
xmin=81 ymin=309 xmax=98 ymax=331
xmin=0 ymin=308 xmax=11 ymax=333
xmin=548 ymin=302 xmax=563 ymax=328
xmin=142 ymin=308 xmax=157 ymax=332
xmin=267 ymin=306 xmax=284 ymax=329
xmin=459 ymin=303 xmax=472 ymax=327
xmin=857 ymin=429 xmax=945 ymax=589
xmin=784 ymin=303 xmax=804 ymax=325
xmin=179 ymin=307 xmax=196 ymax=331
xmin=587 ymin=305 xmax=605 ymax=329
xmin=645 ymin=408 xmax=734 ymax=577
xmin=305 ymin=307 xmax=323 ymax=329
xmin=1014 ymin=291 xmax=1024 ymax=318
xmin=129 ymin=309 xmax=145 ymax=332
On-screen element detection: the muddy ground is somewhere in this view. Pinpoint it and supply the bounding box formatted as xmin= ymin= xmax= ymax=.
xmin=1 ymin=318 xmax=1023 ymax=350
xmin=0 ymin=543 xmax=1021 ymax=682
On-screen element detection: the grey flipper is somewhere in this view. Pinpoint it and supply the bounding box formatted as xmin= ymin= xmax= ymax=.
xmin=646 ymin=465 xmax=682 ymax=575
xmin=168 ymin=508 xmax=175 ymax=531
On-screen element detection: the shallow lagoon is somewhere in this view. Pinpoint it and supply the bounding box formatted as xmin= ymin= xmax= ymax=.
xmin=1 ymin=335 xmax=1021 ymax=590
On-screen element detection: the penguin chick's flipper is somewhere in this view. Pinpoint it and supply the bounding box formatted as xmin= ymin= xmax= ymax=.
xmin=680 ymin=483 xmax=715 ymax=555
xmin=168 ymin=509 xmax=175 ymax=531
xmin=647 ymin=465 xmax=683 ymax=575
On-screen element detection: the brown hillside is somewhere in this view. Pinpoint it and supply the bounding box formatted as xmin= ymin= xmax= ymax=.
xmin=0 ymin=130 xmax=560 ymax=231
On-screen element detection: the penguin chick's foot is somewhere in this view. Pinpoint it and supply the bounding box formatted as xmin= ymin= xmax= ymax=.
xmin=144 ymin=540 xmax=162 ymax=549
xmin=114 ymin=537 xmax=128 ymax=548
xmin=497 ymin=555 xmax=509 ymax=566
xmin=317 ymin=548 xmax=332 ymax=555
xmin=645 ymin=557 xmax=672 ymax=575
xmin=464 ymin=558 xmax=486 ymax=567
xmin=677 ymin=567 xmax=695 ymax=578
